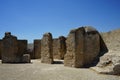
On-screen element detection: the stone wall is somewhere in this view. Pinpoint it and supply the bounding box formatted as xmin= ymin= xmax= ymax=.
xmin=41 ymin=33 xmax=53 ymax=64
xmin=34 ymin=40 xmax=41 ymax=59
xmin=0 ymin=40 xmax=2 ymax=59
xmin=18 ymin=40 xmax=27 ymax=58
xmin=58 ymin=36 xmax=66 ymax=59
xmin=84 ymin=27 xmax=100 ymax=67
xmin=1 ymin=32 xmax=30 ymax=63
xmin=2 ymin=32 xmax=19 ymax=63
xmin=64 ymin=27 xmax=100 ymax=68
xmin=64 ymin=27 xmax=85 ymax=68
xmin=53 ymin=38 xmax=59 ymax=59
xmin=53 ymin=36 xmax=66 ymax=59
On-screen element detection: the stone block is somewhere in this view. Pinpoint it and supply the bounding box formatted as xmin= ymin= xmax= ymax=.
xmin=53 ymin=36 xmax=66 ymax=59
xmin=64 ymin=27 xmax=100 ymax=68
xmin=84 ymin=27 xmax=100 ymax=66
xmin=64 ymin=27 xmax=85 ymax=67
xmin=41 ymin=32 xmax=53 ymax=64
xmin=0 ymin=40 xmax=2 ymax=59
xmin=1 ymin=32 xmax=30 ymax=63
xmin=58 ymin=36 xmax=66 ymax=59
xmin=22 ymin=54 xmax=31 ymax=63
xmin=53 ymin=38 xmax=59 ymax=59
xmin=1 ymin=32 xmax=19 ymax=63
xmin=17 ymin=40 xmax=27 ymax=60
xmin=34 ymin=40 xmax=41 ymax=59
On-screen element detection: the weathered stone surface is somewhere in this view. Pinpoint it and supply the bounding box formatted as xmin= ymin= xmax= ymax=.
xmin=91 ymin=29 xmax=120 ymax=75
xmin=27 ymin=49 xmax=33 ymax=59
xmin=53 ymin=38 xmax=59 ymax=59
xmin=84 ymin=27 xmax=100 ymax=67
xmin=53 ymin=36 xmax=66 ymax=59
xmin=41 ymin=32 xmax=53 ymax=64
xmin=0 ymin=40 xmax=2 ymax=59
xmin=34 ymin=40 xmax=41 ymax=59
xmin=91 ymin=54 xmax=120 ymax=75
xmin=1 ymin=32 xmax=19 ymax=63
xmin=64 ymin=27 xmax=85 ymax=68
xmin=1 ymin=32 xmax=30 ymax=63
xmin=58 ymin=36 xmax=66 ymax=59
xmin=64 ymin=27 xmax=100 ymax=68
xmin=22 ymin=54 xmax=31 ymax=63
xmin=18 ymin=40 xmax=27 ymax=60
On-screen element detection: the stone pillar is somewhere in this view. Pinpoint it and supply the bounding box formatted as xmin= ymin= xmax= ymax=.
xmin=41 ymin=33 xmax=53 ymax=64
xmin=34 ymin=40 xmax=41 ymax=59
xmin=2 ymin=32 xmax=18 ymax=63
xmin=64 ymin=27 xmax=85 ymax=68
xmin=0 ymin=40 xmax=2 ymax=59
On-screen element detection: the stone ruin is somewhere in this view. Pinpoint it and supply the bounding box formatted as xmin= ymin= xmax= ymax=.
xmin=0 ymin=26 xmax=119 ymax=75
xmin=53 ymin=36 xmax=66 ymax=59
xmin=0 ymin=40 xmax=2 ymax=59
xmin=64 ymin=27 xmax=100 ymax=68
xmin=41 ymin=33 xmax=53 ymax=64
xmin=0 ymin=27 xmax=103 ymax=65
xmin=33 ymin=40 xmax=41 ymax=59
xmin=1 ymin=32 xmax=30 ymax=63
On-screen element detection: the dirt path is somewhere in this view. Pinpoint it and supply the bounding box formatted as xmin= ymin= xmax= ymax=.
xmin=0 ymin=60 xmax=119 ymax=80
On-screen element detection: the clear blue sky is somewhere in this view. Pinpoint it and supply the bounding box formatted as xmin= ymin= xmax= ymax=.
xmin=0 ymin=0 xmax=120 ymax=43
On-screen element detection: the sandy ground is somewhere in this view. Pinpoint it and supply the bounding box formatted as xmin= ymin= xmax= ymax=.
xmin=0 ymin=59 xmax=119 ymax=80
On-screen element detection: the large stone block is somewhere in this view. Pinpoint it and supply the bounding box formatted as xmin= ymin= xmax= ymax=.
xmin=1 ymin=32 xmax=19 ymax=63
xmin=53 ymin=36 xmax=66 ymax=59
xmin=18 ymin=40 xmax=27 ymax=60
xmin=84 ymin=27 xmax=100 ymax=66
xmin=53 ymin=38 xmax=59 ymax=59
xmin=41 ymin=32 xmax=53 ymax=64
xmin=34 ymin=40 xmax=41 ymax=59
xmin=0 ymin=40 xmax=2 ymax=59
xmin=1 ymin=32 xmax=30 ymax=63
xmin=64 ymin=27 xmax=85 ymax=68
xmin=58 ymin=36 xmax=66 ymax=59
xmin=64 ymin=27 xmax=100 ymax=68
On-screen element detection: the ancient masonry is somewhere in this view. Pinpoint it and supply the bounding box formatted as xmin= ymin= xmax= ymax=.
xmin=0 ymin=40 xmax=2 ymax=59
xmin=0 ymin=26 xmax=107 ymax=68
xmin=53 ymin=36 xmax=66 ymax=59
xmin=34 ymin=40 xmax=41 ymax=59
xmin=1 ymin=32 xmax=30 ymax=63
xmin=64 ymin=27 xmax=100 ymax=68
xmin=41 ymin=33 xmax=53 ymax=64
